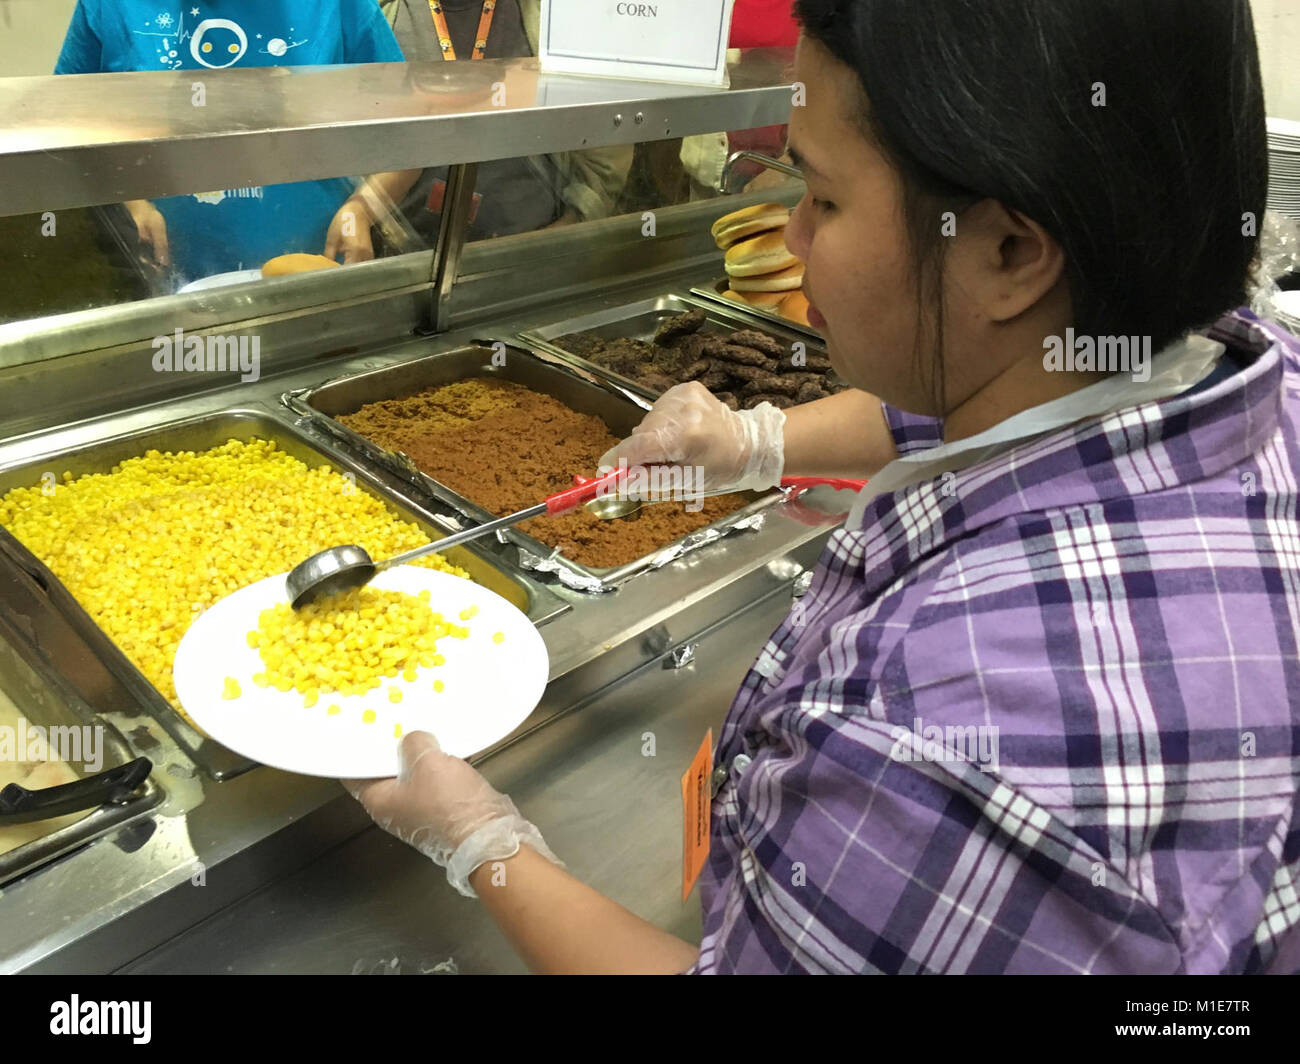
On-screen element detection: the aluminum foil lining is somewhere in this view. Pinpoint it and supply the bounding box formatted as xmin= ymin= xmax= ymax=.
xmin=639 ymin=510 xmax=768 ymax=571
xmin=516 ymin=545 xmax=611 ymax=593
xmin=390 ymin=450 xmax=424 ymax=480
xmin=667 ymin=642 xmax=698 ymax=669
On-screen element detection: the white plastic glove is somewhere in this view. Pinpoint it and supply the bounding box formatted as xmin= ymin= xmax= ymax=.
xmin=596 ymin=382 xmax=786 ymax=493
xmin=344 ymin=731 xmax=562 ymax=898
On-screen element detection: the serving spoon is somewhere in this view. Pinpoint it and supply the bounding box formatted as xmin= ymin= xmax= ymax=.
xmin=286 ymin=467 xmax=628 ymax=608
xmin=286 ymin=472 xmax=866 ymax=608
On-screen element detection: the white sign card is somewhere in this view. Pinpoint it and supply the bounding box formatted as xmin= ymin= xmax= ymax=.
xmin=539 ymin=0 xmax=736 ymax=87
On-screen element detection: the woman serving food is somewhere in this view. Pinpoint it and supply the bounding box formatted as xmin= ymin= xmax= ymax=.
xmin=347 ymin=0 xmax=1300 ymax=974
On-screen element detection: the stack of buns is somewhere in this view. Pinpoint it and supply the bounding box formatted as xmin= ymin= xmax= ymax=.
xmin=710 ymin=203 xmax=810 ymax=327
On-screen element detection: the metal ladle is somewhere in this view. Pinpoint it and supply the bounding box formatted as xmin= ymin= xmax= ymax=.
xmin=286 ymin=472 xmax=867 ymax=608
xmin=286 ymin=467 xmax=630 ymax=608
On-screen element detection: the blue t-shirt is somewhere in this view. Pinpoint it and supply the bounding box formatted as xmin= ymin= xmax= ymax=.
xmin=55 ymin=1 xmax=404 ymax=280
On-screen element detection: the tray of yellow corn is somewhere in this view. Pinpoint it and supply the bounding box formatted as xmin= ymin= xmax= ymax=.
xmin=0 ymin=408 xmax=565 ymax=780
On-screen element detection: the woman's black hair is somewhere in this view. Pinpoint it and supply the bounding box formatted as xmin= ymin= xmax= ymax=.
xmin=793 ymin=0 xmax=1268 ymax=412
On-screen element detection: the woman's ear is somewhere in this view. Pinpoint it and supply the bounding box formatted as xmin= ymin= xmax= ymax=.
xmin=949 ymin=199 xmax=1067 ymax=324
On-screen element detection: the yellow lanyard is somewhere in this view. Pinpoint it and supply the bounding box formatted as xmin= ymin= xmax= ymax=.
xmin=428 ymin=1 xmax=496 ymax=61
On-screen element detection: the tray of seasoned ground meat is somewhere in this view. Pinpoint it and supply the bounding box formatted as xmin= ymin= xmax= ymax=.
xmin=281 ymin=343 xmax=788 ymax=591
xmin=515 ymin=294 xmax=849 ymax=411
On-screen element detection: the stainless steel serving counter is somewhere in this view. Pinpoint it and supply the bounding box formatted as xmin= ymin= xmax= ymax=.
xmin=120 ymin=580 xmax=792 ymax=975
xmin=0 ymin=274 xmax=844 ymax=974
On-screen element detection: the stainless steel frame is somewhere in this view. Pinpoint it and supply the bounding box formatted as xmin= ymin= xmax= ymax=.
xmin=0 ymin=189 xmax=800 ymax=441
xmin=1 ymin=49 xmax=801 ymax=390
xmin=0 ymin=53 xmax=795 ymax=217
xmin=431 ymin=163 xmax=481 ymax=333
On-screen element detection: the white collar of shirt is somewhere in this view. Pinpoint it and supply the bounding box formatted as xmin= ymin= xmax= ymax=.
xmin=846 ymin=333 xmax=1226 ymax=528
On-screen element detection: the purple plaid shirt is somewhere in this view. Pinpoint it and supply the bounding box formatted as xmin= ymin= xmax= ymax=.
xmin=688 ymin=310 xmax=1300 ymax=974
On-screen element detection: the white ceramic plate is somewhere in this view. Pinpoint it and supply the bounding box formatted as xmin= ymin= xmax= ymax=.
xmin=1274 ymin=290 xmax=1300 ymax=332
xmin=177 ymin=269 xmax=264 ymax=294
xmin=173 ymin=566 xmax=549 ymax=778
xmin=1267 ymin=117 xmax=1300 ymax=140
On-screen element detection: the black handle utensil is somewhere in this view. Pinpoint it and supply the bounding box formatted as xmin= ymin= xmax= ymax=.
xmin=0 ymin=757 xmax=152 ymax=825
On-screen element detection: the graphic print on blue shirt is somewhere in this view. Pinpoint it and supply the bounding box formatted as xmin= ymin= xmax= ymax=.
xmin=54 ymin=1 xmax=405 ymax=278
xmin=55 ymin=2 xmax=404 ymax=73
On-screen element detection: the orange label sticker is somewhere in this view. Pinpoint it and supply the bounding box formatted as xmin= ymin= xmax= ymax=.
xmin=681 ymin=729 xmax=713 ymax=900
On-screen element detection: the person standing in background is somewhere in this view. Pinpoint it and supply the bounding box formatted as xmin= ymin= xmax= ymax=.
xmin=55 ymin=1 xmax=415 ymax=281
xmin=380 ymin=0 xmax=633 ymax=242
xmin=681 ymin=0 xmax=800 ymax=196
xmin=729 ymin=0 xmax=801 ymax=47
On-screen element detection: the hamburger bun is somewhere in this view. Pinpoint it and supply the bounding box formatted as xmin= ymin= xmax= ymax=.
xmin=710 ymin=202 xmax=790 ymax=249
xmin=724 ymin=230 xmax=801 ymax=278
xmin=779 ymin=289 xmax=811 ymax=326
xmin=723 ymin=288 xmax=787 ymax=309
xmin=731 ymin=263 xmax=805 ymax=293
xmin=262 ymin=253 xmax=341 ymax=277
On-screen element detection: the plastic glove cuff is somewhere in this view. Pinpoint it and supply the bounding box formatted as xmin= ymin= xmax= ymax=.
xmin=445 ymin=815 xmax=564 ymax=899
xmin=736 ymin=403 xmax=787 ymax=492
